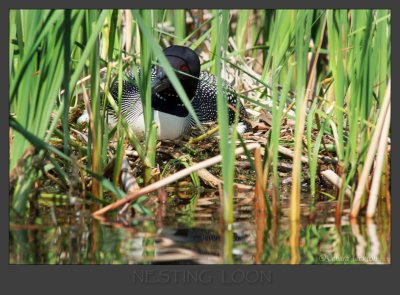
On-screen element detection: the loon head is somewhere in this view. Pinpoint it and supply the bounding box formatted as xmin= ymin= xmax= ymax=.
xmin=151 ymin=45 xmax=201 ymax=117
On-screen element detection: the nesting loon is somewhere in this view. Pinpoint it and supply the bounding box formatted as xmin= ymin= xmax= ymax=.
xmin=109 ymin=45 xmax=249 ymax=140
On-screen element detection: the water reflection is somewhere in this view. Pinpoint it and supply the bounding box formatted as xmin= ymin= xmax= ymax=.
xmin=9 ymin=191 xmax=390 ymax=264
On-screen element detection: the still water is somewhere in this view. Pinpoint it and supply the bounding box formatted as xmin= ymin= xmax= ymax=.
xmin=9 ymin=190 xmax=390 ymax=264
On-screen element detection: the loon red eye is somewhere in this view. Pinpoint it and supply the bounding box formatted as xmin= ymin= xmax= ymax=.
xmin=180 ymin=65 xmax=189 ymax=72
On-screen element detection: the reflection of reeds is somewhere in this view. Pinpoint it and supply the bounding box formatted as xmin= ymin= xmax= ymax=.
xmin=254 ymin=211 xmax=267 ymax=264
xmin=289 ymin=221 xmax=300 ymax=264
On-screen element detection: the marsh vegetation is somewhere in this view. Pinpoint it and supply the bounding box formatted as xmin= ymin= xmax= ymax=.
xmin=9 ymin=9 xmax=391 ymax=264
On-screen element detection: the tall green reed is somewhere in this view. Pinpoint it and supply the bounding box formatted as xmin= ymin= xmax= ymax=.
xmin=88 ymin=10 xmax=104 ymax=199
xmin=263 ymin=10 xmax=294 ymax=215
xmin=324 ymin=10 xmax=391 ymax=218
xmin=213 ymin=10 xmax=238 ymax=225
xmin=10 ymin=10 xmax=74 ymax=214
xmin=289 ymin=10 xmax=313 ymax=222
xmin=10 ymin=9 xmax=119 ymax=214
xmin=174 ymin=10 xmax=186 ymax=42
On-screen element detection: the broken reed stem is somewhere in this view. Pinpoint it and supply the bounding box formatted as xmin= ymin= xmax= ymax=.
xmin=188 ymin=126 xmax=220 ymax=144
xmin=351 ymin=81 xmax=391 ymax=218
xmin=278 ymin=145 xmax=309 ymax=164
xmin=196 ymin=168 xmax=253 ymax=191
xmin=366 ymin=103 xmax=391 ymax=218
xmin=120 ymin=157 xmax=140 ymax=193
xmin=92 ymin=142 xmax=261 ymax=217
xmin=320 ymin=169 xmax=353 ymax=198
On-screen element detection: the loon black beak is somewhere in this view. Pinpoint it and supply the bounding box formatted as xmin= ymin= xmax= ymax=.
xmin=151 ymin=69 xmax=170 ymax=93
